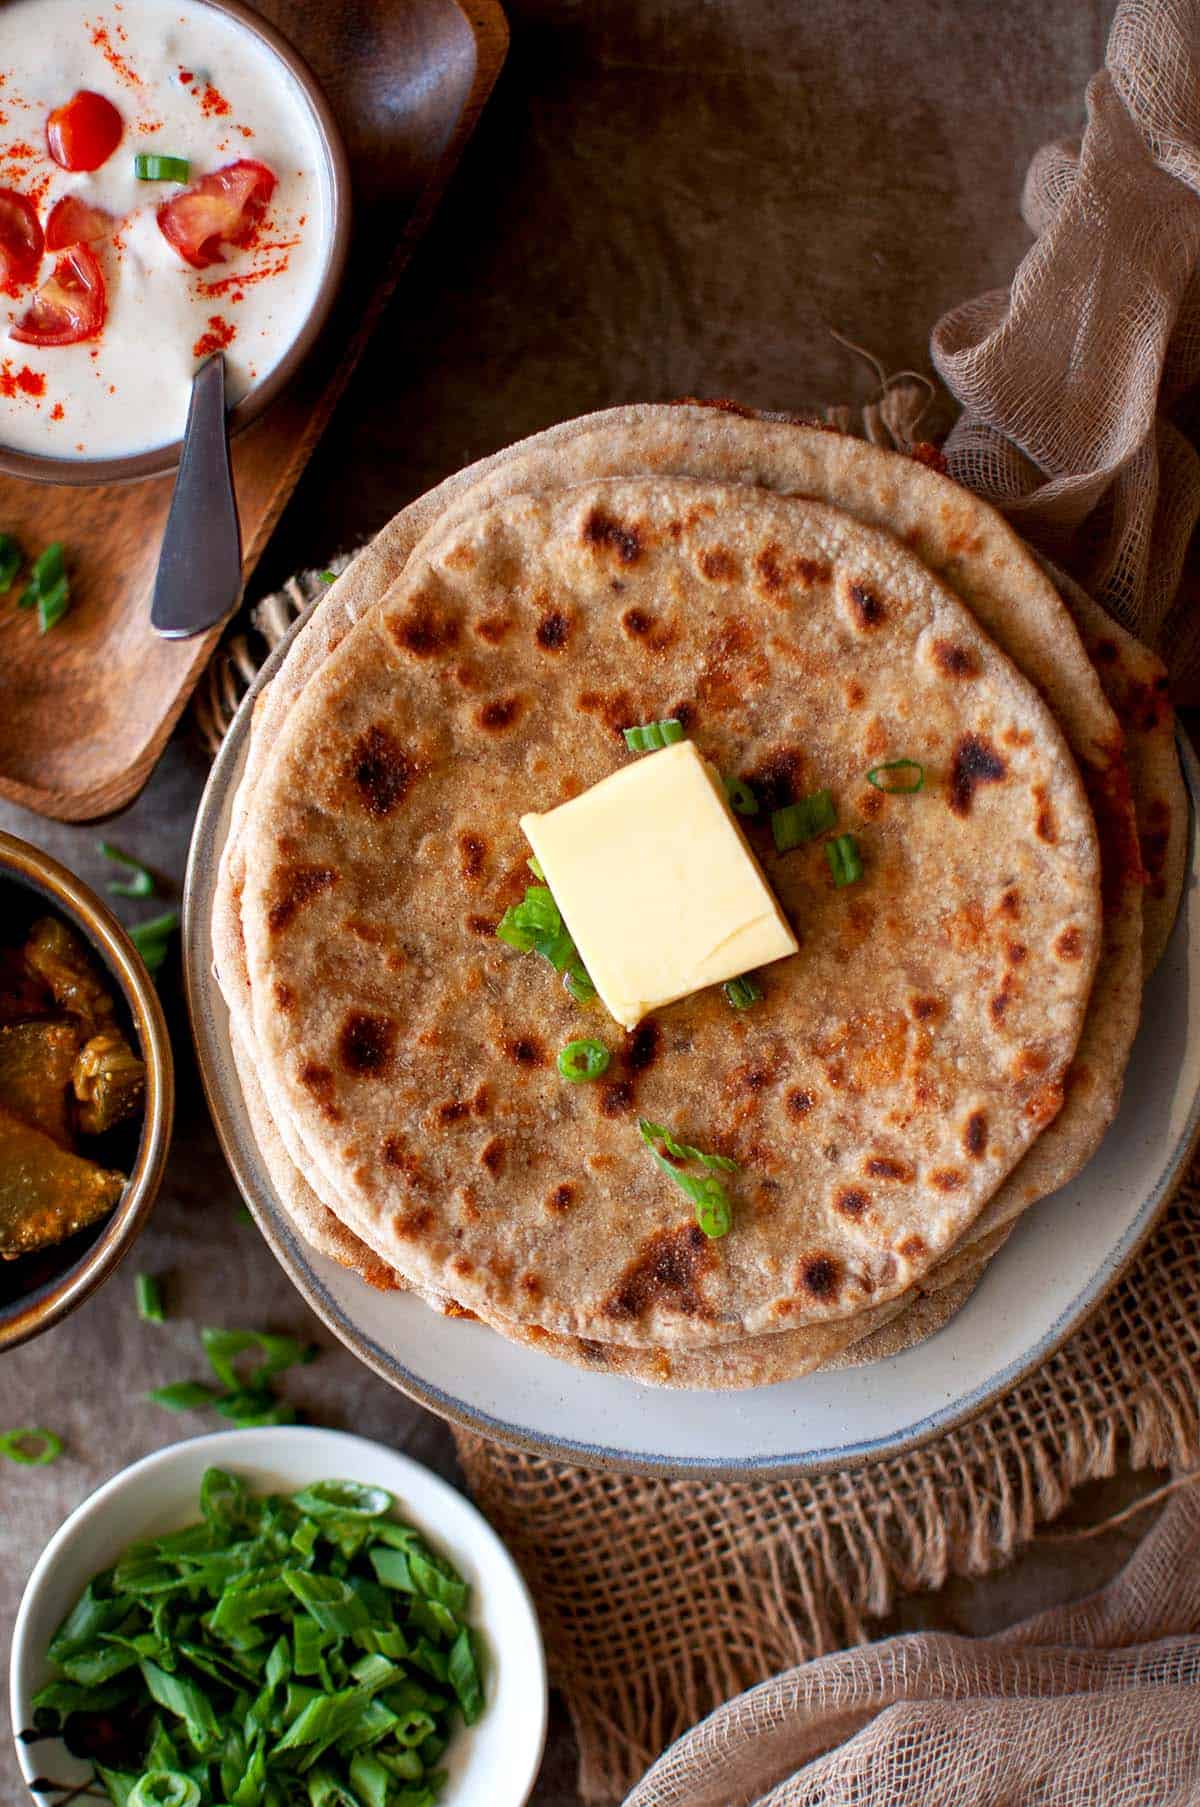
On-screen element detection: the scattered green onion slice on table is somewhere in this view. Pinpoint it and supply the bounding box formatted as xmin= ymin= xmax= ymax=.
xmin=622 ymin=718 xmax=684 ymax=753
xmin=18 ymin=541 xmax=70 ymax=632
xmin=495 ymin=883 xmax=595 ymax=1002
xmin=866 ymin=759 xmax=924 ymax=794
xmin=639 ymin=1121 xmax=736 ymax=1238
xmin=0 ymin=1426 xmax=63 ymax=1464
xmin=135 ymin=1273 xmax=165 ymax=1322
xmin=35 ymin=1468 xmax=485 ymax=1804
xmin=100 ymin=840 xmax=155 ymax=898
xmin=130 ymin=909 xmax=178 ymax=976
xmin=200 ymin=1326 xmax=315 ymax=1392
xmin=0 ymin=531 xmax=22 ymax=592
xmin=134 ymin=153 xmax=190 ymax=181
xmin=147 ymin=1380 xmax=221 ymax=1412
xmin=723 ymin=775 xmax=759 ymax=815
xmin=557 ymin=1038 xmax=610 ymax=1082
xmin=771 ymin=789 xmax=836 ymax=851
xmin=723 ymin=974 xmax=762 ymax=1010
xmin=825 ymin=833 xmax=863 ymax=887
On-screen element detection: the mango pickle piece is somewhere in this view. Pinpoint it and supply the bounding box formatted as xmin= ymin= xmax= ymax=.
xmin=0 ymin=1103 xmax=125 ymax=1257
xmin=0 ymin=1019 xmax=80 ymax=1145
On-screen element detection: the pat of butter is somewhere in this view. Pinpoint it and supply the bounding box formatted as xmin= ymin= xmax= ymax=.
xmin=520 ymin=740 xmax=799 ymax=1030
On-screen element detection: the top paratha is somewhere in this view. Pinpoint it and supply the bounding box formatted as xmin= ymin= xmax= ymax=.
xmin=240 ymin=476 xmax=1100 ymax=1349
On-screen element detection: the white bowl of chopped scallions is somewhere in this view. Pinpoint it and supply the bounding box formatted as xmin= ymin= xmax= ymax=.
xmin=9 ymin=1427 xmax=547 ymax=1807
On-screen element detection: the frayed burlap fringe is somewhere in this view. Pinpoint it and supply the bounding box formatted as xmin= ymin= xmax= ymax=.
xmin=454 ymin=1178 xmax=1200 ymax=1802
xmin=932 ymin=0 xmax=1200 ymax=699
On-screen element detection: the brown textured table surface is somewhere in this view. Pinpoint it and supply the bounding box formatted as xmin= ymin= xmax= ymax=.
xmin=1 ymin=3 xmax=1165 ymax=1802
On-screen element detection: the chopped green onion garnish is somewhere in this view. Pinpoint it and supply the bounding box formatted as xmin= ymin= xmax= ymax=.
xmin=557 ymin=1038 xmax=610 ymax=1082
xmin=37 ymin=575 xmax=70 ymax=634
xmin=134 ymin=152 xmax=190 ymax=181
xmin=723 ymin=975 xmax=762 ymax=1010
xmin=148 ymin=1380 xmax=221 ymax=1412
xmin=496 ymin=883 xmax=596 ymax=1003
xmin=826 ymin=833 xmax=863 ymax=887
xmin=866 ymin=759 xmax=925 ymax=794
xmin=318 ymin=569 xmax=336 ymax=585
xmin=0 ymin=1425 xmax=62 ymax=1465
xmin=0 ymin=532 xmax=22 ymax=592
xmin=772 ymin=789 xmax=836 ymax=852
xmin=136 ymin=1272 xmax=165 ymax=1323
xmin=622 ymin=718 xmax=684 ymax=753
xmin=200 ymin=1326 xmax=315 ymax=1392
xmin=32 ymin=540 xmax=65 ymax=589
xmin=18 ymin=540 xmax=70 ymax=630
xmin=526 ymin=855 xmax=545 ymax=879
xmin=130 ymin=908 xmax=178 ymax=975
xmin=724 ymin=775 xmax=759 ymax=815
xmin=639 ymin=1121 xmax=736 ymax=1237
xmin=99 ymin=840 xmax=155 ymax=898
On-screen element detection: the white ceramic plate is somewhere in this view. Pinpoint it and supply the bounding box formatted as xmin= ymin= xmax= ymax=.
xmin=184 ymin=620 xmax=1200 ymax=1476
xmin=10 ymin=1426 xmax=547 ymax=1805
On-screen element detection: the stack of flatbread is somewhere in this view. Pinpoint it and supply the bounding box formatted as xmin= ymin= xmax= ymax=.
xmin=212 ymin=404 xmax=1186 ymax=1388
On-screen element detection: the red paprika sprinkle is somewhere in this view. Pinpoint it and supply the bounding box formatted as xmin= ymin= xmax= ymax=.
xmin=192 ymin=313 xmax=236 ymax=358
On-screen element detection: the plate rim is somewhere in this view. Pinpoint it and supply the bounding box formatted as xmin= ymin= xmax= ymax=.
xmin=184 ymin=604 xmax=1200 ymax=1477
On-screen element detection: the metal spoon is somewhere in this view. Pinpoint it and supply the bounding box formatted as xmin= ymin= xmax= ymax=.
xmin=150 ymin=353 xmax=242 ymax=639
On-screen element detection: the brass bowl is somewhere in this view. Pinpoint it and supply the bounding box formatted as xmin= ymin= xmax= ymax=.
xmin=0 ymin=830 xmax=173 ymax=1350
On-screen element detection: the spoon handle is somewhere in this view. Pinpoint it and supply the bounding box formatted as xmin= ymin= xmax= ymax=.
xmin=150 ymin=353 xmax=242 ymax=639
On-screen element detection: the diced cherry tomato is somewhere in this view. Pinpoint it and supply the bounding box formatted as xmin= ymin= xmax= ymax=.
xmin=0 ymin=188 xmax=44 ymax=294
xmin=46 ymin=91 xmax=123 ymax=172
xmin=156 ymin=159 xmax=276 ymax=269
xmin=45 ymin=195 xmax=117 ymax=251
xmin=11 ymin=245 xmax=106 ymax=347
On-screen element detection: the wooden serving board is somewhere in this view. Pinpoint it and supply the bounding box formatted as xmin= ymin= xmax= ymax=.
xmin=0 ymin=0 xmax=508 ymax=822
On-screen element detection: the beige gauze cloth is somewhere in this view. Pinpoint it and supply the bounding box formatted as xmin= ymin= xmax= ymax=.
xmin=624 ymin=1486 xmax=1200 ymax=1806
xmin=931 ymin=0 xmax=1200 ymax=699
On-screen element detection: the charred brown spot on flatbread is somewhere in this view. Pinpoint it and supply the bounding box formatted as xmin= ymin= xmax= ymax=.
xmin=392 ymin=595 xmax=460 ymax=658
xmin=350 ymin=725 xmax=416 ymax=818
xmin=621 ymin=607 xmax=676 ymax=652
xmin=863 ymin=1155 xmax=914 ymax=1183
xmin=274 ymin=982 xmax=294 ymax=1013
xmin=458 ymin=832 xmax=486 ymax=879
xmin=1140 ymin=797 xmax=1171 ymax=898
xmin=504 ymin=1036 xmax=545 ymax=1068
xmin=1054 ymin=926 xmax=1085 ymax=961
xmin=1033 ymin=784 xmax=1058 ymax=845
xmin=474 ymin=612 xmax=511 ymax=645
xmin=477 ymin=696 xmax=523 ymax=733
xmin=786 ymin=1087 xmax=814 ymax=1118
xmin=1005 ymin=942 xmax=1028 ymax=967
xmin=267 ymin=865 xmax=337 ymax=934
xmin=546 ymin=1182 xmax=575 ymax=1215
xmin=931 ymin=639 xmax=980 ymax=680
xmin=857 ymin=786 xmax=885 ymax=820
xmin=1081 ymin=739 xmax=1143 ymax=909
xmin=963 ymin=1110 xmax=988 ymax=1158
xmin=598 ymin=1078 xmax=635 ymax=1117
xmin=697 ymin=546 xmax=740 ymax=583
xmin=623 ymin=1022 xmax=661 ymax=1074
xmin=466 ymin=913 xmax=496 ymax=936
xmin=930 ymin=1167 xmax=965 ymax=1191
xmin=898 ymin=1235 xmax=926 ymax=1262
xmin=479 ymin=1136 xmax=506 ymax=1174
xmin=602 ymin=1224 xmax=716 ymax=1322
xmin=796 ymin=1253 xmax=842 ymax=1299
xmin=436 ymin=1099 xmax=472 ymax=1125
xmin=582 ymin=506 xmax=642 ymax=565
xmin=949 ymin=733 xmax=1006 ymax=817
xmin=997 ymin=887 xmax=1021 ymax=921
xmin=845 ymin=580 xmax=887 ymax=630
xmin=989 ymin=973 xmax=1016 ymax=1027
xmin=833 ymin=1187 xmax=870 ymax=1219
xmin=339 ymin=1012 xmax=396 ymax=1078
xmin=744 ymin=746 xmax=805 ymax=810
xmin=1121 ymin=671 xmax=1173 ymax=734
xmin=298 ymin=1062 xmax=342 ymax=1124
xmin=394 ymin=1205 xmax=435 ymax=1237
xmin=536 ymin=610 xmax=570 ymax=651
xmin=577 ymin=687 xmax=638 ymax=739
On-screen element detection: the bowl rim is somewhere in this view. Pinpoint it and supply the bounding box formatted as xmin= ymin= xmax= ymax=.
xmin=9 ymin=1425 xmax=550 ymax=1807
xmin=0 ymin=0 xmax=353 ymax=488
xmin=0 ymin=827 xmax=174 ymax=1349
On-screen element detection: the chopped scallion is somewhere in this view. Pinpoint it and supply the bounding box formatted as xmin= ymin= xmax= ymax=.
xmin=136 ymin=1272 xmax=165 ymax=1323
xmin=318 ymin=569 xmax=336 ymax=586
xmin=825 ymin=833 xmax=863 ymax=887
xmin=0 ymin=1425 xmax=62 ymax=1465
xmin=18 ymin=540 xmax=70 ymax=631
xmin=147 ymin=1380 xmax=221 ymax=1412
xmin=723 ymin=975 xmax=762 ymax=1010
xmin=496 ymin=883 xmax=595 ymax=1004
xmin=639 ymin=1121 xmax=736 ymax=1237
xmin=526 ymin=855 xmax=545 ymax=880
xmin=723 ymin=775 xmax=758 ymax=815
xmin=772 ymin=789 xmax=836 ymax=852
xmin=99 ymin=840 xmax=155 ymax=898
xmin=134 ymin=152 xmax=190 ymax=182
xmin=622 ymin=718 xmax=684 ymax=753
xmin=557 ymin=1038 xmax=610 ymax=1082
xmin=0 ymin=532 xmax=22 ymax=592
xmin=130 ymin=909 xmax=178 ymax=976
xmin=866 ymin=759 xmax=924 ymax=794
xmin=638 ymin=1119 xmax=738 ymax=1172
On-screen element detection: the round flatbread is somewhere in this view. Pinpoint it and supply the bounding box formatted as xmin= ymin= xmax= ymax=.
xmin=239 ymin=476 xmax=1101 ymax=1349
